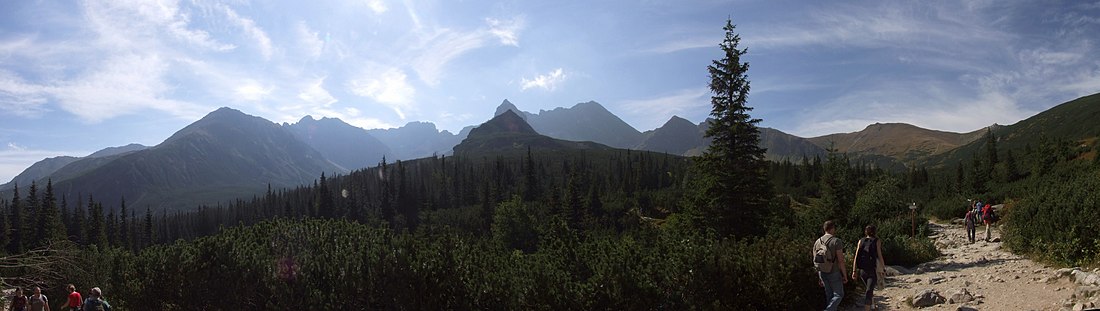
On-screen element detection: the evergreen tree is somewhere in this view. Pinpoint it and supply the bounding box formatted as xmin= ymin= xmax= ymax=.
xmin=981 ymin=129 xmax=998 ymax=180
xmin=8 ymin=184 xmax=23 ymax=254
xmin=24 ymin=181 xmax=38 ymax=248
xmin=1002 ymin=149 xmax=1019 ymax=183
xmin=143 ymin=208 xmax=154 ymax=249
xmin=820 ymin=152 xmax=855 ymax=222
xmin=36 ymin=179 xmax=66 ymax=244
xmin=88 ymin=198 xmax=107 ymax=247
xmin=0 ymin=202 xmax=9 ymax=254
xmin=688 ymin=19 xmax=773 ymax=238
xmin=71 ymin=196 xmax=86 ymax=245
xmin=120 ymin=199 xmax=131 ymax=251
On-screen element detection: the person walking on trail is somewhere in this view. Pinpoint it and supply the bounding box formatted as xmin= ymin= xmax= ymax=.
xmin=852 ymin=225 xmax=885 ymax=311
xmin=27 ymin=287 xmax=49 ymax=311
xmin=61 ymin=284 xmax=81 ymax=311
xmin=81 ymin=287 xmax=110 ymax=311
xmin=964 ymin=208 xmax=977 ymax=244
xmin=10 ymin=288 xmax=28 ymax=311
xmin=813 ymin=220 xmax=847 ymax=311
xmin=982 ymin=203 xmax=994 ymax=242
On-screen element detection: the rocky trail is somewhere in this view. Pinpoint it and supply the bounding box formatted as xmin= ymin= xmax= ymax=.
xmin=842 ymin=221 xmax=1100 ymax=311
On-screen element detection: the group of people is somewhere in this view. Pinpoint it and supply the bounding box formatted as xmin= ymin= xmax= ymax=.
xmin=8 ymin=284 xmax=110 ymax=311
xmin=813 ymin=220 xmax=884 ymax=311
xmin=964 ymin=200 xmax=999 ymax=243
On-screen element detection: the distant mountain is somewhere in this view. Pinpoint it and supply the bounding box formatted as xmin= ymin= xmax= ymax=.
xmin=493 ymin=100 xmax=644 ymax=149
xmin=1 ymin=143 xmax=149 ymax=190
xmin=285 ymin=116 xmax=392 ymax=171
xmin=635 ymin=116 xmax=703 ymax=155
xmin=759 ymin=127 xmax=828 ymax=161
xmin=922 ymin=92 xmax=1100 ymax=167
xmin=48 ymin=107 xmax=342 ymax=212
xmin=87 ymin=143 xmax=149 ymax=158
xmin=808 ymin=123 xmax=985 ymax=166
xmin=453 ymin=110 xmax=612 ymax=154
xmin=367 ymin=122 xmax=465 ymax=160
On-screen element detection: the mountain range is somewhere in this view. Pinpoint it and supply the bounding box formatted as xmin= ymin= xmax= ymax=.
xmin=4 ymin=93 xmax=1099 ymax=212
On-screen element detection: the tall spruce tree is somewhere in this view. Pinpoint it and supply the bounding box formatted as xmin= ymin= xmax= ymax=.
xmin=689 ymin=19 xmax=773 ymax=238
xmin=37 ymin=179 xmax=66 ymax=244
xmin=9 ymin=184 xmax=23 ymax=254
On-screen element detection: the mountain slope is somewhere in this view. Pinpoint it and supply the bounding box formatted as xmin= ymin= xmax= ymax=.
xmin=453 ymin=110 xmax=611 ymax=154
xmin=50 ymin=107 xmax=342 ymax=212
xmin=494 ymin=100 xmax=644 ymax=149
xmin=1 ymin=143 xmax=149 ymax=189
xmin=922 ymin=92 xmax=1100 ymax=167
xmin=285 ymin=116 xmax=392 ymax=171
xmin=808 ymin=123 xmax=985 ymax=165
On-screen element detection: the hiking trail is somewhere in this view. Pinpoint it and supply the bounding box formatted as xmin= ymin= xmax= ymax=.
xmin=842 ymin=221 xmax=1100 ymax=311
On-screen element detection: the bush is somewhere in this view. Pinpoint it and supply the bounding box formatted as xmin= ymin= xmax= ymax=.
xmin=1003 ymin=163 xmax=1100 ymax=266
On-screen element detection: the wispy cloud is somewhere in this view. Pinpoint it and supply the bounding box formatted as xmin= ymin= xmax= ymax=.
xmin=298 ymin=77 xmax=339 ymax=108
xmin=296 ymin=21 xmax=325 ymax=59
xmin=645 ymin=37 xmax=713 ymax=54
xmin=221 ymin=4 xmax=275 ymax=60
xmin=347 ymin=67 xmax=416 ymax=119
xmin=620 ymin=88 xmax=709 ymax=130
xmin=520 ymin=68 xmax=567 ymax=91
xmin=411 ymin=29 xmax=487 ymax=86
xmin=365 ymin=0 xmax=388 ymax=14
xmin=486 ymin=17 xmax=525 ymax=46
xmin=234 ymin=79 xmax=273 ymax=102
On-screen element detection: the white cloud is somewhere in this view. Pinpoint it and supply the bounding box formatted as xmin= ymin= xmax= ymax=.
xmin=20 ymin=53 xmax=206 ymax=123
xmin=620 ymin=88 xmax=710 ymax=130
xmin=0 ymin=70 xmax=49 ymax=118
xmin=296 ymin=22 xmax=325 ymax=59
xmin=298 ymin=77 xmax=339 ymax=107
xmin=347 ymin=68 xmax=415 ymax=119
xmin=520 ymin=68 xmax=567 ymax=91
xmin=646 ymin=37 xmax=713 ymax=54
xmin=83 ymin=0 xmax=235 ymax=52
xmin=486 ymin=17 xmax=524 ymax=46
xmin=221 ymin=4 xmax=275 ymax=60
xmin=366 ymin=0 xmax=388 ymax=14
xmin=411 ymin=29 xmax=487 ymax=86
xmin=234 ymin=79 xmax=273 ymax=102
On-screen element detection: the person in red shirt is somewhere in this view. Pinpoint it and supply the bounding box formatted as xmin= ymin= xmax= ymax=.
xmin=982 ymin=204 xmax=993 ymax=242
xmin=63 ymin=284 xmax=81 ymax=311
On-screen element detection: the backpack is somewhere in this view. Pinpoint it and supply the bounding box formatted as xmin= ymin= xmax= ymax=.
xmin=984 ymin=207 xmax=998 ymax=223
xmin=85 ymin=298 xmax=107 ymax=311
xmin=856 ymin=237 xmax=878 ymax=271
xmin=29 ymin=294 xmax=46 ymax=310
xmin=813 ymin=235 xmax=838 ymax=273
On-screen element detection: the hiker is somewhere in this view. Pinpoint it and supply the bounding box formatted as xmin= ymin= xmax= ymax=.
xmin=982 ymin=204 xmax=992 ymax=241
xmin=852 ymin=225 xmax=885 ymax=311
xmin=61 ymin=284 xmax=81 ymax=311
xmin=10 ymin=288 xmax=28 ymax=311
xmin=27 ymin=287 xmax=49 ymax=311
xmin=964 ymin=208 xmax=977 ymax=244
xmin=813 ymin=220 xmax=847 ymax=311
xmin=81 ymin=287 xmax=110 ymax=311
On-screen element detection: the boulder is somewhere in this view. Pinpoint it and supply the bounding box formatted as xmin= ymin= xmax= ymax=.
xmin=956 ymin=306 xmax=978 ymax=311
xmin=947 ymin=288 xmax=975 ymax=304
xmin=1076 ymin=286 xmax=1100 ymax=299
xmin=1076 ymin=272 xmax=1100 ymax=286
xmin=911 ymin=289 xmax=946 ymax=308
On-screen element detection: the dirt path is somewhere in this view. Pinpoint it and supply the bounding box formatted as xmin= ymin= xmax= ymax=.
xmin=842 ymin=221 xmax=1100 ymax=311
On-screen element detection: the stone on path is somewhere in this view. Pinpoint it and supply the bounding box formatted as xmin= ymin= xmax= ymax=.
xmin=947 ymin=288 xmax=975 ymax=304
xmin=911 ymin=289 xmax=946 ymax=308
xmin=1075 ymin=286 xmax=1099 ymax=299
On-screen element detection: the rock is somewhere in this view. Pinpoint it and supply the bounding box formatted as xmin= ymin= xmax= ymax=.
xmin=1077 ymin=286 xmax=1100 ymax=299
xmin=911 ymin=289 xmax=946 ymax=308
xmin=991 ymin=237 xmax=1001 ymax=242
xmin=957 ymin=306 xmax=978 ymax=311
xmin=947 ymin=288 xmax=975 ymax=304
xmin=1014 ymin=275 xmax=1021 ymax=280
xmin=1073 ymin=303 xmax=1085 ymax=311
xmin=930 ymin=276 xmax=947 ymax=284
xmin=1076 ymin=272 xmax=1100 ymax=286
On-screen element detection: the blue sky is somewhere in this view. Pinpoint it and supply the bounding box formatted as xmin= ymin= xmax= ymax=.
xmin=2 ymin=0 xmax=1099 ymax=183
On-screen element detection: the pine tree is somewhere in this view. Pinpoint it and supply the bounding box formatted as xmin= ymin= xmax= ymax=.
xmin=120 ymin=199 xmax=131 ymax=251
xmin=0 ymin=202 xmax=9 ymax=254
xmin=71 ymin=196 xmax=86 ymax=245
xmin=24 ymin=181 xmax=38 ymax=249
xmin=8 ymin=184 xmax=23 ymax=254
xmin=36 ymin=179 xmax=66 ymax=244
xmin=688 ymin=19 xmax=774 ymax=238
xmin=88 ymin=198 xmax=107 ymax=247
xmin=820 ymin=152 xmax=855 ymax=222
xmin=143 ymin=208 xmax=154 ymax=249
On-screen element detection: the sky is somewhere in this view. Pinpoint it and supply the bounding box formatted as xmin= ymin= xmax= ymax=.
xmin=1 ymin=0 xmax=1099 ymax=184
